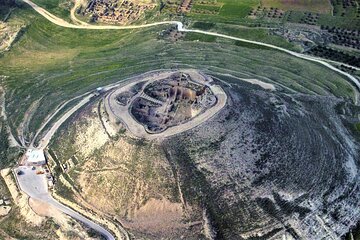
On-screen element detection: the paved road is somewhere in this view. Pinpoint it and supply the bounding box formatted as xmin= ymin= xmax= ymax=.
xmin=31 ymin=91 xmax=92 ymax=148
xmin=15 ymin=166 xmax=115 ymax=240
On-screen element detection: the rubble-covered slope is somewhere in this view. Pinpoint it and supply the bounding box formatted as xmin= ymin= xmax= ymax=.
xmin=164 ymin=77 xmax=360 ymax=239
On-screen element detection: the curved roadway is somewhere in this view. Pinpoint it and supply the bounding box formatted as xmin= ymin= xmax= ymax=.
xmin=22 ymin=0 xmax=360 ymax=104
xmin=15 ymin=166 xmax=115 ymax=240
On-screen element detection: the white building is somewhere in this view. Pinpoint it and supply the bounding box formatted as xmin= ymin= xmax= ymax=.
xmin=25 ymin=149 xmax=46 ymax=165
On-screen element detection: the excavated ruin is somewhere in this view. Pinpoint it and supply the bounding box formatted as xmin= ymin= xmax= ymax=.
xmin=130 ymin=72 xmax=216 ymax=133
xmin=105 ymin=70 xmax=226 ymax=138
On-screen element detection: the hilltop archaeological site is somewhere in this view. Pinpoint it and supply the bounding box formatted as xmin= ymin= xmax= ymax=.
xmin=1 ymin=0 xmax=360 ymax=239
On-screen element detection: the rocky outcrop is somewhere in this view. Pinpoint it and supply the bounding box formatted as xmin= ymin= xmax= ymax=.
xmin=164 ymin=76 xmax=360 ymax=239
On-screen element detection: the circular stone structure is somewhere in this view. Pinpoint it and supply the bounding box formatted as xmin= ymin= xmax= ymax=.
xmin=104 ymin=69 xmax=227 ymax=139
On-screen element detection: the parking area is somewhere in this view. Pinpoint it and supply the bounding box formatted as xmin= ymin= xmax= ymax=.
xmin=15 ymin=166 xmax=48 ymax=200
xmin=14 ymin=164 xmax=115 ymax=240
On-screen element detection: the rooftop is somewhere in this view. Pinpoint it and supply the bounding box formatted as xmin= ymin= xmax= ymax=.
xmin=25 ymin=149 xmax=46 ymax=164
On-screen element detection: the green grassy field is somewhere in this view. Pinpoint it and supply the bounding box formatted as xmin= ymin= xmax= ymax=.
xmin=187 ymin=0 xmax=259 ymax=25
xmin=192 ymin=4 xmax=222 ymax=13
xmin=331 ymin=0 xmax=360 ymax=18
xmin=218 ymin=0 xmax=259 ymax=18
xmin=261 ymin=0 xmax=332 ymax=14
xmin=188 ymin=0 xmax=360 ymax=30
xmin=0 ymin=3 xmax=357 ymax=140
xmin=317 ymin=14 xmax=360 ymax=29
xmin=31 ymin=0 xmax=73 ymax=20
xmin=211 ymin=23 xmax=299 ymax=50
xmin=183 ymin=32 xmax=217 ymax=42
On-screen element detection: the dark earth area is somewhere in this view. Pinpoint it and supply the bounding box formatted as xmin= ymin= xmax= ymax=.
xmin=131 ymin=72 xmax=216 ymax=133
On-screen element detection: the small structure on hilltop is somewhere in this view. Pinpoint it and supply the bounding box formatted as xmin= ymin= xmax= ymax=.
xmin=23 ymin=149 xmax=46 ymax=166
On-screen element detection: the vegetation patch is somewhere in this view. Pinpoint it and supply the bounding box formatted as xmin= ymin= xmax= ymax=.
xmin=307 ymin=45 xmax=360 ymax=67
xmin=0 ymin=207 xmax=59 ymax=239
xmin=234 ymin=40 xmax=272 ymax=50
xmin=0 ymin=119 xmax=21 ymax=169
xmin=354 ymin=122 xmax=360 ymax=132
xmin=318 ymin=14 xmax=360 ymax=30
xmin=55 ymin=179 xmax=76 ymax=202
xmin=192 ymin=3 xmax=222 ymax=14
xmin=218 ymin=0 xmax=257 ymax=18
xmin=261 ymin=0 xmax=332 ymax=14
xmin=331 ymin=0 xmax=360 ymax=18
xmin=31 ymin=0 xmax=73 ymax=20
xmin=213 ymin=24 xmax=297 ymax=50
xmin=183 ymin=32 xmax=216 ymax=42
xmin=192 ymin=21 xmax=215 ymax=30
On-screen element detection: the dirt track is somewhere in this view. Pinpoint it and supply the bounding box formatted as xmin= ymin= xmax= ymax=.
xmin=70 ymin=0 xmax=89 ymax=26
xmin=36 ymin=93 xmax=96 ymax=149
xmin=21 ymin=0 xmax=360 ymax=105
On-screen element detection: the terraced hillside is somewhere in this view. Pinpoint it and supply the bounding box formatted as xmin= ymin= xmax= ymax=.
xmin=48 ymin=71 xmax=360 ymax=239
xmin=0 ymin=4 xmax=356 ymax=145
xmin=0 ymin=0 xmax=359 ymax=239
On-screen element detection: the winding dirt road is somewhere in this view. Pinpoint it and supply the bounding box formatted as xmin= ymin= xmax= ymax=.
xmin=22 ymin=0 xmax=182 ymax=30
xmin=36 ymin=93 xmax=96 ymax=149
xmin=22 ymin=0 xmax=360 ymax=104
xmin=31 ymin=91 xmax=92 ymax=148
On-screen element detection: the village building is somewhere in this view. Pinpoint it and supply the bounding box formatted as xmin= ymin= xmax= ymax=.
xmin=24 ymin=149 xmax=46 ymax=165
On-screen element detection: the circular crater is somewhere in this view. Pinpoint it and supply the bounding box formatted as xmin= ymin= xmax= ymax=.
xmin=105 ymin=70 xmax=227 ymax=139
